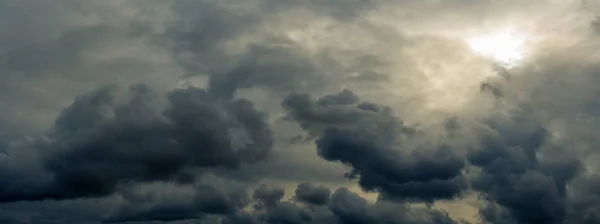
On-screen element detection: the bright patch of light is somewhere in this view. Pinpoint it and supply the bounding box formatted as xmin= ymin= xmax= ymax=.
xmin=466 ymin=28 xmax=528 ymax=67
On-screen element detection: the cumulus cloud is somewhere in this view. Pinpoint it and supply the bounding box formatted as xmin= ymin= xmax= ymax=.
xmin=0 ymin=82 xmax=273 ymax=202
xmin=1 ymin=0 xmax=600 ymax=223
xmin=294 ymin=183 xmax=331 ymax=206
xmin=223 ymin=184 xmax=459 ymax=224
xmin=97 ymin=181 xmax=460 ymax=224
xmin=282 ymin=90 xmax=467 ymax=202
xmin=465 ymin=105 xmax=581 ymax=224
xmin=106 ymin=176 xmax=249 ymax=223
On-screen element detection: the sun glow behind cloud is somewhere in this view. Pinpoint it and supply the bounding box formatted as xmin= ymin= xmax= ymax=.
xmin=466 ymin=28 xmax=529 ymax=67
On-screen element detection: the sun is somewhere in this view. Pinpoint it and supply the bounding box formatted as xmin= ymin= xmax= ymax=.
xmin=466 ymin=28 xmax=528 ymax=67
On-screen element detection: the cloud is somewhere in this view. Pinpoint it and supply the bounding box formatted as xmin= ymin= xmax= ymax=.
xmin=294 ymin=183 xmax=331 ymax=206
xmin=567 ymin=174 xmax=600 ymax=224
xmin=0 ymin=0 xmax=178 ymax=143
xmin=106 ymin=176 xmax=249 ymax=223
xmin=252 ymin=185 xmax=285 ymax=208
xmin=0 ymin=83 xmax=273 ymax=202
xmin=282 ymin=90 xmax=467 ymax=203
xmin=459 ymin=30 xmax=599 ymax=224
xmin=97 ymin=181 xmax=461 ymax=224
xmin=1 ymin=0 xmax=600 ymax=223
xmin=225 ymin=184 xmax=459 ymax=224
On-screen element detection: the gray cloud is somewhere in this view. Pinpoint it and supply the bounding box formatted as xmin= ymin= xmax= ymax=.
xmin=1 ymin=0 xmax=600 ymax=223
xmin=95 ymin=181 xmax=460 ymax=224
xmin=253 ymin=185 xmax=286 ymax=209
xmin=106 ymin=177 xmax=249 ymax=223
xmin=224 ymin=184 xmax=460 ymax=224
xmin=282 ymin=90 xmax=467 ymax=202
xmin=0 ymin=83 xmax=273 ymax=202
xmin=294 ymin=183 xmax=331 ymax=206
xmin=567 ymin=174 xmax=600 ymax=224
xmin=467 ymin=106 xmax=567 ymax=224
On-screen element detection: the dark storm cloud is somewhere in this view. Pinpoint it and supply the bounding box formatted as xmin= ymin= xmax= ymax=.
xmin=106 ymin=178 xmax=249 ymax=223
xmin=2 ymin=0 xmax=600 ymax=223
xmin=278 ymin=79 xmax=593 ymax=224
xmin=466 ymin=105 xmax=582 ymax=224
xmin=329 ymin=187 xmax=459 ymax=224
xmin=0 ymin=214 xmax=21 ymax=224
xmin=0 ymin=198 xmax=116 ymax=224
xmin=253 ymin=185 xmax=285 ymax=208
xmin=282 ymin=90 xmax=467 ymax=202
xmin=477 ymin=202 xmax=517 ymax=224
xmin=221 ymin=184 xmax=459 ymax=224
xmin=0 ymin=0 xmax=389 ymax=221
xmin=97 ymin=182 xmax=460 ymax=224
xmin=567 ymin=174 xmax=600 ymax=224
xmin=0 ymin=83 xmax=273 ymax=202
xmin=294 ymin=183 xmax=331 ymax=206
xmin=457 ymin=33 xmax=600 ymax=223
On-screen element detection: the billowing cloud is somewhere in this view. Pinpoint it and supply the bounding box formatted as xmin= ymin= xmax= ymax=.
xmin=106 ymin=176 xmax=249 ymax=223
xmin=282 ymin=90 xmax=467 ymax=202
xmin=294 ymin=183 xmax=331 ymax=206
xmin=98 ymin=181 xmax=460 ymax=224
xmin=466 ymin=105 xmax=581 ymax=224
xmin=0 ymin=83 xmax=273 ymax=202
xmin=1 ymin=0 xmax=600 ymax=223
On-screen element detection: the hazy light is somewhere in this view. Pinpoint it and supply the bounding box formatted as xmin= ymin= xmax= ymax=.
xmin=466 ymin=28 xmax=528 ymax=67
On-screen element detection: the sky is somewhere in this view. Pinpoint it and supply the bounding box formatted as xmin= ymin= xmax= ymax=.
xmin=0 ymin=0 xmax=599 ymax=223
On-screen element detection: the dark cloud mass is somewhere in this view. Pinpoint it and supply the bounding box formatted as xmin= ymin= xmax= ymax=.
xmin=1 ymin=0 xmax=600 ymax=223
xmin=294 ymin=183 xmax=331 ymax=206
xmin=224 ymin=183 xmax=459 ymax=224
xmin=106 ymin=177 xmax=250 ymax=223
xmin=98 ymin=181 xmax=459 ymax=224
xmin=0 ymin=83 xmax=273 ymax=202
xmin=282 ymin=90 xmax=467 ymax=202
xmin=467 ymin=105 xmax=577 ymax=224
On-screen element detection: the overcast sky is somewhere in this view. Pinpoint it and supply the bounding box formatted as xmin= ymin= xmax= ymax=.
xmin=0 ymin=0 xmax=600 ymax=223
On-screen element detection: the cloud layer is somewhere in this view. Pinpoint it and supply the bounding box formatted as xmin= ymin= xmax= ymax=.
xmin=0 ymin=0 xmax=599 ymax=223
